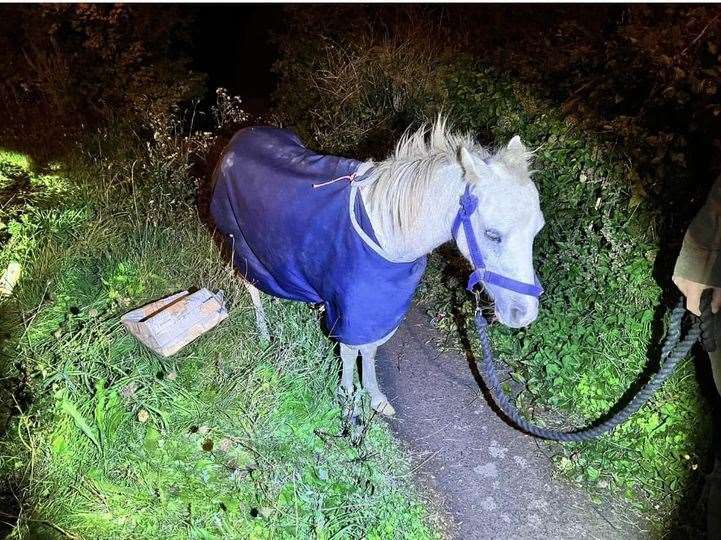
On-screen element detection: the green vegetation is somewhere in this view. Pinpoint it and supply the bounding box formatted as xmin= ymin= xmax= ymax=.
xmin=272 ymin=17 xmax=713 ymax=530
xmin=0 ymin=127 xmax=438 ymax=538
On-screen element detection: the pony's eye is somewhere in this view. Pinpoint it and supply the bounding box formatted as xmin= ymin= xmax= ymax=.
xmin=484 ymin=229 xmax=502 ymax=243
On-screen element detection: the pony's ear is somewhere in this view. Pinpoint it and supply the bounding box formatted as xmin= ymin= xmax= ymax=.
xmin=498 ymin=135 xmax=532 ymax=179
xmin=507 ymin=135 xmax=526 ymax=154
xmin=459 ymin=147 xmax=490 ymax=184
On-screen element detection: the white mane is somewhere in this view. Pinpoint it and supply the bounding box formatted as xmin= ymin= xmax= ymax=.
xmin=393 ymin=117 xmax=488 ymax=162
xmin=362 ymin=116 xmax=531 ymax=249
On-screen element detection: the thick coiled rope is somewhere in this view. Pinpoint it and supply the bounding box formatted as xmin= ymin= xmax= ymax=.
xmin=474 ymin=300 xmax=701 ymax=442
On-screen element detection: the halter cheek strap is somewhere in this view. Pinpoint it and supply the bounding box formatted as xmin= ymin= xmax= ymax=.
xmin=451 ymin=185 xmax=543 ymax=297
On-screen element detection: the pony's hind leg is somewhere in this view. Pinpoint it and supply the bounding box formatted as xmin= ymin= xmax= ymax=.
xmin=339 ymin=343 xmax=358 ymax=395
xmin=337 ymin=343 xmax=363 ymax=442
xmin=243 ymin=281 xmax=270 ymax=341
xmin=358 ymin=344 xmax=395 ymax=416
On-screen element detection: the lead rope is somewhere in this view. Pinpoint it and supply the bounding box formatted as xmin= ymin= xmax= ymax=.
xmin=473 ymin=298 xmax=701 ymax=442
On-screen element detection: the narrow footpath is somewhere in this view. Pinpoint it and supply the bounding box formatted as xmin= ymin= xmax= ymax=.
xmin=376 ymin=305 xmax=648 ymax=540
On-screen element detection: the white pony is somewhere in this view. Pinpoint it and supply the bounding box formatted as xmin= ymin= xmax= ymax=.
xmin=210 ymin=118 xmax=544 ymax=416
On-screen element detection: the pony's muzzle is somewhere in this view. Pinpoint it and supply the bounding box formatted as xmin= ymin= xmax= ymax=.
xmin=497 ymin=298 xmax=539 ymax=328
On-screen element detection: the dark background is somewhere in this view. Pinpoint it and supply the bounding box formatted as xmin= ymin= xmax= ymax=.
xmin=193 ymin=5 xmax=283 ymax=115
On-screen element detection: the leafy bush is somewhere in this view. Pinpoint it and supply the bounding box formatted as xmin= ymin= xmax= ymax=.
xmin=470 ymin=5 xmax=721 ymax=247
xmin=0 ymin=4 xmax=205 ymax=160
xmin=272 ymin=6 xmax=452 ymax=157
xmin=427 ymin=67 xmax=711 ymax=516
xmin=272 ymin=13 xmax=713 ymax=531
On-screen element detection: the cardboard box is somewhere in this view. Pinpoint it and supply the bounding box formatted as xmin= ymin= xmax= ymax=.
xmin=121 ymin=288 xmax=228 ymax=357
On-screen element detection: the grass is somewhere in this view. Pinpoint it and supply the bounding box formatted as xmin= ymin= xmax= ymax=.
xmin=0 ymin=134 xmax=439 ymax=539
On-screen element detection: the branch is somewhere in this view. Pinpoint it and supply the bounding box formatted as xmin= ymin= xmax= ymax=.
xmin=680 ymin=12 xmax=720 ymax=57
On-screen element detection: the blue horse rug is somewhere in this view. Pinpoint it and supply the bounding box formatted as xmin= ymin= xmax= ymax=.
xmin=210 ymin=127 xmax=427 ymax=345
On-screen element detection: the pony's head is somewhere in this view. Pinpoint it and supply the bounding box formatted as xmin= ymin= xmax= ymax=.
xmin=456 ymin=136 xmax=544 ymax=328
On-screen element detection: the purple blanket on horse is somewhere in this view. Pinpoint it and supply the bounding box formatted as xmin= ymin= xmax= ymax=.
xmin=210 ymin=127 xmax=427 ymax=345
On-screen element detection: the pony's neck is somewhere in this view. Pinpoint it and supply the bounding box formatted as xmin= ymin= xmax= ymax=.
xmin=358 ymin=159 xmax=465 ymax=262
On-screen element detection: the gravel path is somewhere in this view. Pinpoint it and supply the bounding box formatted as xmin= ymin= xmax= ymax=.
xmin=376 ymin=305 xmax=648 ymax=540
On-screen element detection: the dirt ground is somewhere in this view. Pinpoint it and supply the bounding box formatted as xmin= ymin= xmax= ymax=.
xmin=376 ymin=305 xmax=648 ymax=540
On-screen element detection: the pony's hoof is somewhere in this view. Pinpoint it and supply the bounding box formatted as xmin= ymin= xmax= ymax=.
xmin=372 ymin=397 xmax=395 ymax=417
xmin=335 ymin=385 xmax=354 ymax=404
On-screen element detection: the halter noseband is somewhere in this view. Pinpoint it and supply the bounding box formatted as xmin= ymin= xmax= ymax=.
xmin=451 ymin=185 xmax=543 ymax=298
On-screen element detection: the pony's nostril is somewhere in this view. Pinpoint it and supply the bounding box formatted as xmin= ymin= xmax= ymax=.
xmin=510 ymin=306 xmax=527 ymax=321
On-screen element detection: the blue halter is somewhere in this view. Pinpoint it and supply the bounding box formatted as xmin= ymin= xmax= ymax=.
xmin=451 ymin=184 xmax=544 ymax=298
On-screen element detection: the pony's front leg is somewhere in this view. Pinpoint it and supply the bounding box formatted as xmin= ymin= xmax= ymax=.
xmin=358 ymin=344 xmax=395 ymax=416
